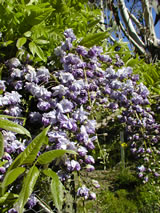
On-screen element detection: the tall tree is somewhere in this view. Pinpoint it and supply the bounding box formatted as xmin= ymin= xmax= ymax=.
xmin=96 ymin=0 xmax=160 ymax=61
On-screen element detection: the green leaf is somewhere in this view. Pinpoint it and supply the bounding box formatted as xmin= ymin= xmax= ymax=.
xmin=143 ymin=73 xmax=154 ymax=85
xmin=0 ymin=192 xmax=18 ymax=204
xmin=2 ymin=40 xmax=14 ymax=47
xmin=35 ymin=45 xmax=46 ymax=61
xmin=7 ymin=126 xmax=50 ymax=172
xmin=37 ymin=149 xmax=77 ymax=165
xmin=34 ymin=39 xmax=49 ymax=44
xmin=16 ymin=37 xmax=27 ymax=49
xmin=29 ymin=41 xmax=46 ymax=61
xmin=0 ymin=114 xmax=25 ymax=120
xmin=80 ymin=32 xmax=109 ymax=47
xmin=43 ymin=169 xmax=63 ymax=212
xmin=29 ymin=41 xmax=36 ymax=56
xmin=0 ymin=119 xmax=31 ymax=138
xmin=2 ymin=167 xmax=25 ymax=195
xmin=126 ymin=58 xmax=137 ymax=67
xmin=0 ymin=160 xmax=7 ymax=167
xmin=14 ymin=165 xmax=39 ymax=213
xmin=0 ymin=132 xmax=4 ymax=159
xmin=24 ymin=31 xmax=32 ymax=37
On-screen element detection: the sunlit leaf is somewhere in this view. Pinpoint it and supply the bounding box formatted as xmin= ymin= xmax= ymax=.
xmin=0 ymin=119 xmax=31 ymax=138
xmin=43 ymin=168 xmax=63 ymax=212
xmin=80 ymin=32 xmax=110 ymax=47
xmin=0 ymin=132 xmax=4 ymax=159
xmin=37 ymin=149 xmax=77 ymax=165
xmin=14 ymin=165 xmax=39 ymax=213
xmin=7 ymin=126 xmax=50 ymax=172
xmin=0 ymin=192 xmax=18 ymax=204
xmin=2 ymin=167 xmax=26 ymax=195
xmin=16 ymin=37 xmax=27 ymax=49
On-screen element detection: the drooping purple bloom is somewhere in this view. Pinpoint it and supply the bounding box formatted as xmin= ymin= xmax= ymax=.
xmin=27 ymin=195 xmax=37 ymax=209
xmin=34 ymin=85 xmax=52 ymax=100
xmin=77 ymin=146 xmax=88 ymax=157
xmin=2 ymin=152 xmax=12 ymax=161
xmin=0 ymin=80 xmax=6 ymax=91
xmin=138 ymin=83 xmax=149 ymax=98
xmin=0 ymin=167 xmax=6 ymax=173
xmin=115 ymin=54 xmax=124 ymax=67
xmin=89 ymin=192 xmax=96 ymax=200
xmin=154 ymin=172 xmax=160 ymax=177
xmin=99 ymin=54 xmax=112 ymax=63
xmin=4 ymin=105 xmax=22 ymax=117
xmin=66 ymin=159 xmax=81 ymax=172
xmin=77 ymin=125 xmax=89 ymax=143
xmin=36 ymin=66 xmax=50 ymax=82
xmin=8 ymin=208 xmax=18 ymax=213
xmin=138 ymin=165 xmax=146 ymax=172
xmin=108 ymin=102 xmax=119 ymax=110
xmin=52 ymin=85 xmax=68 ymax=97
xmin=37 ymin=100 xmax=51 ymax=111
xmin=57 ymin=99 xmax=74 ymax=113
xmin=64 ymin=53 xmax=81 ymax=65
xmin=92 ymin=180 xmax=100 ymax=188
xmin=25 ymin=83 xmax=52 ymax=100
xmin=69 ymin=79 xmax=85 ymax=92
xmin=2 ymin=91 xmax=22 ymax=106
xmin=42 ymin=110 xmax=57 ymax=126
xmin=60 ymin=72 xmax=74 ymax=84
xmin=54 ymin=46 xmax=66 ymax=57
xmin=58 ymin=113 xmax=77 ymax=132
xmin=12 ymin=80 xmax=23 ymax=90
xmin=48 ymin=131 xmax=67 ymax=142
xmin=77 ymin=185 xmax=89 ymax=199
xmin=88 ymin=46 xmax=103 ymax=58
xmin=64 ymin=29 xmax=76 ymax=42
xmin=29 ymin=112 xmax=42 ymax=123
xmin=85 ymin=120 xmax=97 ymax=134
xmin=57 ymin=137 xmax=76 ymax=151
xmin=61 ymin=38 xmax=73 ymax=51
xmin=25 ymin=65 xmax=38 ymax=83
xmin=86 ymin=164 xmax=95 ymax=172
xmin=73 ymin=106 xmax=89 ymax=123
xmin=76 ymin=45 xmax=88 ymax=56
xmin=6 ymin=58 xmax=21 ymax=68
xmin=85 ymin=155 xmax=95 ymax=164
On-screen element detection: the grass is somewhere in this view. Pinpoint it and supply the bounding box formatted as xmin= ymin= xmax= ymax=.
xmin=76 ymin=168 xmax=160 ymax=213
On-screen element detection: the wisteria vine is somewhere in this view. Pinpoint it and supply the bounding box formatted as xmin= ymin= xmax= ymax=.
xmin=0 ymin=29 xmax=160 ymax=212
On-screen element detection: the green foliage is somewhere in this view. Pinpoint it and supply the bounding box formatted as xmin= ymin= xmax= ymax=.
xmin=43 ymin=168 xmax=64 ymax=212
xmin=114 ymin=167 xmax=138 ymax=190
xmin=14 ymin=165 xmax=39 ymax=213
xmin=0 ymin=132 xmax=4 ymax=159
xmin=7 ymin=126 xmax=50 ymax=172
xmin=0 ymin=0 xmax=101 ymax=62
xmin=98 ymin=190 xmax=138 ymax=213
xmin=0 ymin=125 xmax=77 ymax=212
xmin=1 ymin=167 xmax=25 ymax=195
xmin=37 ymin=149 xmax=76 ymax=164
xmin=0 ymin=117 xmax=31 ymax=137
xmin=136 ymin=183 xmax=160 ymax=213
xmin=80 ymin=31 xmax=110 ymax=48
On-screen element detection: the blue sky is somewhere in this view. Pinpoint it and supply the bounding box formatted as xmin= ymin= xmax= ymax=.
xmin=113 ymin=6 xmax=160 ymax=50
xmin=152 ymin=9 xmax=160 ymax=39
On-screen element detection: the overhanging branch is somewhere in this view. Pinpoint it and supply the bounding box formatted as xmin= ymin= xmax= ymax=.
xmin=118 ymin=0 xmax=145 ymax=49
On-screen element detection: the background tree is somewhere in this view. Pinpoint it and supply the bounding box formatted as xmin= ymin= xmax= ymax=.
xmin=93 ymin=0 xmax=160 ymax=62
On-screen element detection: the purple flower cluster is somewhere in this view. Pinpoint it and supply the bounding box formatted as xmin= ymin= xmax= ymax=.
xmin=1 ymin=28 xmax=160 ymax=211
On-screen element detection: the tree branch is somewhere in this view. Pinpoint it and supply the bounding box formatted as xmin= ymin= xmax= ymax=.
xmin=119 ymin=21 xmax=146 ymax=55
xmin=141 ymin=0 xmax=158 ymax=46
xmin=118 ymin=0 xmax=145 ymax=49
